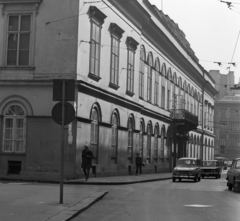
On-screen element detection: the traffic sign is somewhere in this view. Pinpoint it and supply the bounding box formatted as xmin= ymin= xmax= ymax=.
xmin=53 ymin=79 xmax=75 ymax=101
xmin=52 ymin=102 xmax=75 ymax=125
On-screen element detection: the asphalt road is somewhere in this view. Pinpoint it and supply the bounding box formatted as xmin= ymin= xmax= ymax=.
xmin=71 ymin=171 xmax=240 ymax=221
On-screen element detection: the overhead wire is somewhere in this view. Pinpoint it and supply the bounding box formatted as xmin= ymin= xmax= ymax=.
xmin=46 ymin=0 xmax=133 ymax=25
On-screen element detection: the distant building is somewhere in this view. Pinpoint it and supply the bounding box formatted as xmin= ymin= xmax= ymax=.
xmin=209 ymin=71 xmax=240 ymax=160
xmin=0 ymin=0 xmax=216 ymax=180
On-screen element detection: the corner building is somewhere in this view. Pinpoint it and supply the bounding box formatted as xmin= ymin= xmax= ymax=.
xmin=0 ymin=0 xmax=216 ymax=180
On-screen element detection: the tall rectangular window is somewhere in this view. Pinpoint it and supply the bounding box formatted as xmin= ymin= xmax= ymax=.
xmin=126 ymin=37 xmax=138 ymax=95
xmin=167 ymin=89 xmax=170 ymax=110
xmin=154 ymin=72 xmax=159 ymax=105
xmin=3 ymin=104 xmax=26 ymax=153
xmin=7 ymin=15 xmax=31 ymax=66
xmin=109 ymin=23 xmax=124 ymax=87
xmin=147 ymin=66 xmax=152 ymax=102
xmin=111 ymin=115 xmax=118 ymax=161
xmin=139 ymin=47 xmax=145 ymax=99
xmin=88 ymin=6 xmax=106 ymax=79
xmin=161 ymin=86 xmax=165 ymax=108
xmin=127 ymin=49 xmax=134 ymax=93
xmin=154 ymin=132 xmax=158 ymax=162
xmin=90 ymin=21 xmax=101 ymax=76
xmin=110 ymin=37 xmax=119 ymax=85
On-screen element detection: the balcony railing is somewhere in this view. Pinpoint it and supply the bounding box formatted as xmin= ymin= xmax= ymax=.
xmin=170 ymin=109 xmax=198 ymax=125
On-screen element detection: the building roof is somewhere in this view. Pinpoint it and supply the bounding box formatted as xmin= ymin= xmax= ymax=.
xmin=217 ymin=95 xmax=240 ymax=103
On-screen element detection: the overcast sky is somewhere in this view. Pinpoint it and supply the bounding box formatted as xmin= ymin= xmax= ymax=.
xmin=149 ymin=0 xmax=240 ymax=84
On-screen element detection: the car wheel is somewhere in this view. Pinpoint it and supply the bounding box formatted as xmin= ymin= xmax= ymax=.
xmin=179 ymin=178 xmax=181 ymax=182
xmin=215 ymin=175 xmax=218 ymax=179
xmin=194 ymin=176 xmax=198 ymax=182
xmin=233 ymin=180 xmax=240 ymax=192
xmin=228 ymin=182 xmax=233 ymax=190
xmin=172 ymin=177 xmax=176 ymax=182
xmin=198 ymin=176 xmax=201 ymax=182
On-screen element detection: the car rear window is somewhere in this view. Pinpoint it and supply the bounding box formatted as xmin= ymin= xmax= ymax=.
xmin=177 ymin=159 xmax=196 ymax=166
xmin=236 ymin=160 xmax=240 ymax=169
xmin=202 ymin=161 xmax=217 ymax=167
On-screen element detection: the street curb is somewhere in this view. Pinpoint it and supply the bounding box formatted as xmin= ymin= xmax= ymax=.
xmin=64 ymin=191 xmax=108 ymax=221
xmin=65 ymin=177 xmax=172 ymax=185
xmin=0 ymin=176 xmax=172 ymax=186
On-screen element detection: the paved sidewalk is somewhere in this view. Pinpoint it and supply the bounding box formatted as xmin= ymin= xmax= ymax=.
xmin=66 ymin=172 xmax=172 ymax=185
xmin=0 ymin=182 xmax=108 ymax=221
xmin=0 ymin=173 xmax=171 ymax=221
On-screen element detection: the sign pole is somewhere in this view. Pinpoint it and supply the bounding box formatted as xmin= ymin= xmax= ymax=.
xmin=60 ymin=80 xmax=65 ymax=204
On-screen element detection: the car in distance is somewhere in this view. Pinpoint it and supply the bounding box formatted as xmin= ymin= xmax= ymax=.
xmin=172 ymin=157 xmax=202 ymax=182
xmin=201 ymin=160 xmax=221 ymax=179
xmin=226 ymin=158 xmax=240 ymax=192
xmin=226 ymin=161 xmax=232 ymax=167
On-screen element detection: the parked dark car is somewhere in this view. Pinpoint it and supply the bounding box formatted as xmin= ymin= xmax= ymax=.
xmin=201 ymin=160 xmax=221 ymax=179
xmin=226 ymin=158 xmax=240 ymax=192
xmin=172 ymin=157 xmax=202 ymax=182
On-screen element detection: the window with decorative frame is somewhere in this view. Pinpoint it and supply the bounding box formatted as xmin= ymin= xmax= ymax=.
xmin=154 ymin=125 xmax=158 ymax=162
xmin=87 ymin=6 xmax=106 ymax=81
xmin=154 ymin=59 xmax=160 ymax=105
xmin=147 ymin=53 xmax=153 ymax=102
xmin=161 ymin=64 xmax=166 ymax=109
xmin=109 ymin=23 xmax=124 ymax=88
xmin=126 ymin=37 xmax=138 ymax=96
xmin=139 ymin=46 xmax=145 ymax=99
xmin=91 ymin=108 xmax=99 ymax=163
xmin=6 ymin=14 xmax=32 ymax=66
xmin=139 ymin=121 xmax=144 ymax=158
xmin=3 ymin=103 xmax=26 ymax=153
xmin=111 ymin=113 xmax=118 ymax=162
xmin=146 ymin=123 xmax=152 ymax=163
xmin=127 ymin=116 xmax=134 ymax=161
xmin=1 ymin=0 xmax=42 ymax=69
xmin=160 ymin=128 xmax=164 ymax=162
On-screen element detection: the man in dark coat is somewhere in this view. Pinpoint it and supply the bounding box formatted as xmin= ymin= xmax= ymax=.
xmin=81 ymin=144 xmax=93 ymax=181
xmin=135 ymin=153 xmax=143 ymax=175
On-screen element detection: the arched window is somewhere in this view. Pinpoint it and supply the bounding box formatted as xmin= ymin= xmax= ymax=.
xmin=91 ymin=108 xmax=99 ymax=162
xmin=3 ymin=103 xmax=26 ymax=152
xmin=146 ymin=123 xmax=152 ymax=163
xmin=147 ymin=52 xmax=153 ymax=102
xmin=139 ymin=46 xmax=145 ymax=98
xmin=111 ymin=113 xmax=118 ymax=162
xmin=161 ymin=63 xmax=166 ymax=108
xmin=166 ymin=68 xmax=172 ymax=110
xmin=139 ymin=121 xmax=144 ymax=158
xmin=172 ymin=73 xmax=177 ymax=109
xmin=154 ymin=58 xmax=160 ymax=105
xmin=160 ymin=127 xmax=165 ymax=161
xmin=127 ymin=116 xmax=134 ymax=161
xmin=154 ymin=124 xmax=159 ymax=162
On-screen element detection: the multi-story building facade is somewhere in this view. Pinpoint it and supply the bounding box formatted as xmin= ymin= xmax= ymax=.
xmin=210 ymin=71 xmax=240 ymax=160
xmin=0 ymin=0 xmax=216 ymax=180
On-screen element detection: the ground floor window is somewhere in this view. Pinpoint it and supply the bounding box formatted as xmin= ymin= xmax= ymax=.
xmin=3 ymin=104 xmax=26 ymax=153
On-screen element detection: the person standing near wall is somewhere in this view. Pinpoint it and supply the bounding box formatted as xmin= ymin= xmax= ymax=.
xmin=81 ymin=144 xmax=93 ymax=181
xmin=135 ymin=153 xmax=143 ymax=176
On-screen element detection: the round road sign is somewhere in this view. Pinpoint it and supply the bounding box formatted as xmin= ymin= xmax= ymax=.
xmin=52 ymin=102 xmax=75 ymax=125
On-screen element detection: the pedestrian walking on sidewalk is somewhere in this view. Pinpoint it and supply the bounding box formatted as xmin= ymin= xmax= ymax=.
xmin=81 ymin=144 xmax=93 ymax=181
xmin=135 ymin=153 xmax=143 ymax=176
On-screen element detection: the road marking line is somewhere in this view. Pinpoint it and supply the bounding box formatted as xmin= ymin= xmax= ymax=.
xmin=184 ymin=204 xmax=214 ymax=207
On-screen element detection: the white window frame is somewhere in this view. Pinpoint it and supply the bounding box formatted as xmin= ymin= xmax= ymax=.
xmin=3 ymin=103 xmax=26 ymax=153
xmin=3 ymin=11 xmax=36 ymax=68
